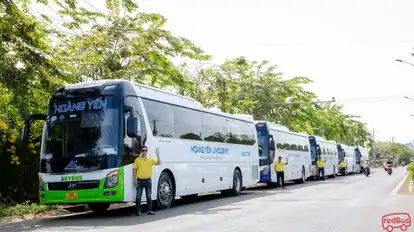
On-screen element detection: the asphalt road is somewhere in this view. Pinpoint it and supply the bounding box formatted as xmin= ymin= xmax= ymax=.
xmin=1 ymin=167 xmax=413 ymax=232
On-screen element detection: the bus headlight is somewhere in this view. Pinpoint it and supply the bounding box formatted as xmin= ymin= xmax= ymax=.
xmin=104 ymin=170 xmax=119 ymax=188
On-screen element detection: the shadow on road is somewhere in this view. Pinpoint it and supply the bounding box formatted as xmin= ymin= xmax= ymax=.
xmin=0 ymin=173 xmax=365 ymax=232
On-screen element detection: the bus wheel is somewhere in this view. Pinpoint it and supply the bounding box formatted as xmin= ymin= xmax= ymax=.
xmin=157 ymin=172 xmax=174 ymax=210
xmin=299 ymin=167 xmax=306 ymax=183
xmin=332 ymin=166 xmax=336 ymax=178
xmin=87 ymin=203 xmax=110 ymax=214
xmin=221 ymin=169 xmax=242 ymax=196
xmin=232 ymin=169 xmax=242 ymax=196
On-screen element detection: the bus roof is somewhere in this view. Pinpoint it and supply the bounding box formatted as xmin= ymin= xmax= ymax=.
xmin=314 ymin=137 xmax=337 ymax=146
xmin=255 ymin=121 xmax=309 ymax=138
xmin=62 ymin=79 xmax=254 ymax=123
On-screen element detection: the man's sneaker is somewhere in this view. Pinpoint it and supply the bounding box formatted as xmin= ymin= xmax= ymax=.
xmin=148 ymin=211 xmax=156 ymax=215
xmin=136 ymin=211 xmax=141 ymax=216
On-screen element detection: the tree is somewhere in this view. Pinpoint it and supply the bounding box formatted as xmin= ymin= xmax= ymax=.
xmin=0 ymin=1 xmax=373 ymax=203
xmin=0 ymin=0 xmax=66 ymax=202
xmin=184 ymin=57 xmax=372 ymax=147
xmin=0 ymin=0 xmax=210 ymax=203
xmin=49 ymin=0 xmax=210 ymax=90
xmin=372 ymin=141 xmax=414 ymax=164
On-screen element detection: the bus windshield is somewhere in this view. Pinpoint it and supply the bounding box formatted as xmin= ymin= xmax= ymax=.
xmin=40 ymin=96 xmax=121 ymax=173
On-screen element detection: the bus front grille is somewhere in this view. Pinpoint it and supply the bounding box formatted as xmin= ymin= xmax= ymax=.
xmin=48 ymin=180 xmax=100 ymax=190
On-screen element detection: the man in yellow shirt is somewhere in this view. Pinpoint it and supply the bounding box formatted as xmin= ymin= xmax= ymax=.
xmin=316 ymin=155 xmax=326 ymax=181
xmin=274 ymin=156 xmax=288 ymax=189
xmin=339 ymin=159 xmax=347 ymax=175
xmin=133 ymin=145 xmax=161 ymax=216
xmin=360 ymin=160 xmax=365 ymax=173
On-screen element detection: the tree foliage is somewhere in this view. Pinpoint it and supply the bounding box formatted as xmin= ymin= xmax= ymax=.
xmin=372 ymin=141 xmax=414 ymax=164
xmin=185 ymin=57 xmax=372 ymax=146
xmin=0 ymin=0 xmax=64 ymax=202
xmin=51 ymin=0 xmax=210 ymax=90
xmin=0 ymin=0 xmax=372 ymax=203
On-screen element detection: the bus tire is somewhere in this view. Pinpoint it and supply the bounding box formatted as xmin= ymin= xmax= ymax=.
xmin=87 ymin=203 xmax=110 ymax=214
xmin=157 ymin=172 xmax=174 ymax=210
xmin=231 ymin=169 xmax=242 ymax=196
xmin=221 ymin=169 xmax=242 ymax=196
xmin=299 ymin=167 xmax=306 ymax=183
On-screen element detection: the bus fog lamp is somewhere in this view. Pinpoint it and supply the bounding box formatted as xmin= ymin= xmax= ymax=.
xmin=104 ymin=170 xmax=119 ymax=188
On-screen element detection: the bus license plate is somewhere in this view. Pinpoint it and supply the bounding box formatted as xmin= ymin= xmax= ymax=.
xmin=66 ymin=192 xmax=78 ymax=200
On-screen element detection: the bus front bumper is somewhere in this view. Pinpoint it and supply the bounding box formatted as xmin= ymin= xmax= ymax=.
xmin=40 ymin=185 xmax=124 ymax=204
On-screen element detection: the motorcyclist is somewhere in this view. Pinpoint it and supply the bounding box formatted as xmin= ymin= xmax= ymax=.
xmin=363 ymin=160 xmax=371 ymax=176
xmin=360 ymin=160 xmax=365 ymax=173
xmin=385 ymin=160 xmax=392 ymax=169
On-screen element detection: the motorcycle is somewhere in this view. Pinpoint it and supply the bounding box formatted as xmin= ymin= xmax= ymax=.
xmin=339 ymin=167 xmax=346 ymax=175
xmin=385 ymin=164 xmax=392 ymax=175
xmin=364 ymin=166 xmax=370 ymax=177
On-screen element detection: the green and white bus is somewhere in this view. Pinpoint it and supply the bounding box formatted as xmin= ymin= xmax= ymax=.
xmin=23 ymin=80 xmax=259 ymax=213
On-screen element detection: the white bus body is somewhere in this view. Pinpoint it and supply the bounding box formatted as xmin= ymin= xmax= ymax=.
xmin=128 ymin=82 xmax=260 ymax=203
xmin=256 ymin=121 xmax=311 ymax=184
xmin=313 ymin=136 xmax=339 ymax=177
xmin=359 ymin=147 xmax=369 ymax=161
xmin=33 ymin=80 xmax=259 ymax=211
xmin=342 ymin=144 xmax=357 ymax=174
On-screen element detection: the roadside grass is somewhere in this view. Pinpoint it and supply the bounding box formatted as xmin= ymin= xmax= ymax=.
xmin=407 ymin=162 xmax=414 ymax=181
xmin=0 ymin=202 xmax=55 ymax=218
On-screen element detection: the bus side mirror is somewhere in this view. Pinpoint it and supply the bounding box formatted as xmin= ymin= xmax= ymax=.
xmin=22 ymin=114 xmax=46 ymax=145
xmin=269 ymin=136 xmax=275 ymax=150
xmin=127 ymin=116 xmax=141 ymax=138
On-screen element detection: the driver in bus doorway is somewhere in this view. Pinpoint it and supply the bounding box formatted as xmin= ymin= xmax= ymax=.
xmin=274 ymin=156 xmax=288 ymax=189
xmin=316 ymin=146 xmax=326 ymax=181
xmin=133 ymin=145 xmax=161 ymax=216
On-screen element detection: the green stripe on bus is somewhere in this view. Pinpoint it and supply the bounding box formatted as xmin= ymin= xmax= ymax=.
xmin=40 ymin=167 xmax=125 ymax=204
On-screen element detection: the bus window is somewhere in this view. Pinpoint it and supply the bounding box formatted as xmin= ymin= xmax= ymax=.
xmin=202 ymin=114 xmax=226 ymax=142
xmin=172 ymin=106 xmax=202 ymax=140
xmin=226 ymin=119 xmax=242 ymax=144
xmin=142 ymin=99 xmax=174 ymax=138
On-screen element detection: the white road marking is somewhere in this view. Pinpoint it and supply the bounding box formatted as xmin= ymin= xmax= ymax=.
xmin=390 ymin=173 xmax=408 ymax=196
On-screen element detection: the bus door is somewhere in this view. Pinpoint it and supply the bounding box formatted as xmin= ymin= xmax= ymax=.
xmin=256 ymin=123 xmax=275 ymax=183
xmin=309 ymin=136 xmax=318 ymax=176
xmin=355 ymin=147 xmax=362 ymax=172
xmin=337 ymin=145 xmax=345 ymax=164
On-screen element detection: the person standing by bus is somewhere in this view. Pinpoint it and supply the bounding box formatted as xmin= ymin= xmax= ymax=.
xmin=360 ymin=161 xmax=365 ymax=173
xmin=316 ymin=155 xmax=326 ymax=181
xmin=274 ymin=156 xmax=288 ymax=189
xmin=339 ymin=159 xmax=347 ymax=175
xmin=133 ymin=146 xmax=161 ymax=216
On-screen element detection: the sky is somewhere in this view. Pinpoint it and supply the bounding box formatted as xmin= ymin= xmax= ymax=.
xmin=32 ymin=0 xmax=414 ymax=143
